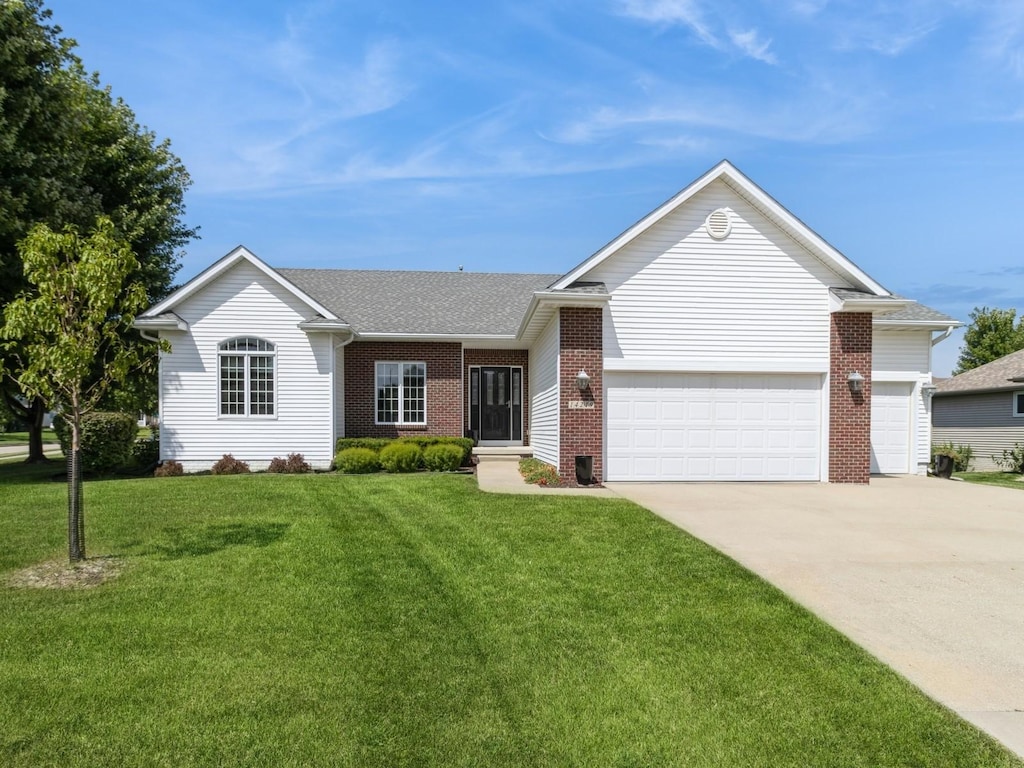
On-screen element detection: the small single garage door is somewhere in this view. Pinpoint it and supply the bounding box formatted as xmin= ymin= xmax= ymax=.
xmin=870 ymin=382 xmax=912 ymax=474
xmin=605 ymin=373 xmax=822 ymax=481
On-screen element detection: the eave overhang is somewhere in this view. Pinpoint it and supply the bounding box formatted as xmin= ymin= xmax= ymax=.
xmin=517 ymin=290 xmax=610 ymax=344
xmin=133 ymin=312 xmax=188 ymax=332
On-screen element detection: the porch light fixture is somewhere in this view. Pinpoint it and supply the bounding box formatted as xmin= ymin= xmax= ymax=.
xmin=847 ymin=371 xmax=865 ymax=394
xmin=576 ymin=369 xmax=591 ymax=391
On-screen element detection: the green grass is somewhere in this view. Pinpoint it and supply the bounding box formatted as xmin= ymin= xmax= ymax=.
xmin=0 ymin=429 xmax=57 ymax=446
xmin=957 ymin=471 xmax=1024 ymax=490
xmin=1 ymin=465 xmax=1019 ymax=767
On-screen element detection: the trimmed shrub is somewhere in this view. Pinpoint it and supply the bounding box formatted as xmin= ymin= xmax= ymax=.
xmin=268 ymin=453 xmax=312 ymax=474
xmin=154 ymin=460 xmax=184 ymax=477
xmin=334 ymin=436 xmax=474 ymax=466
xmin=132 ymin=436 xmax=160 ymax=468
xmin=423 ymin=444 xmax=464 ymax=472
xmin=334 ymin=437 xmax=391 ymax=454
xmin=334 ymin=447 xmax=380 ymax=474
xmin=53 ymin=411 xmax=138 ymax=473
xmin=379 ymin=442 xmax=422 ymax=473
xmin=211 ymin=454 xmax=250 ymax=475
xmin=519 ymin=457 xmax=561 ymax=487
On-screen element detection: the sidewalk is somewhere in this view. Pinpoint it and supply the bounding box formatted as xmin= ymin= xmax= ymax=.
xmin=475 ymin=458 xmax=617 ymax=497
xmin=0 ymin=443 xmax=62 ymax=460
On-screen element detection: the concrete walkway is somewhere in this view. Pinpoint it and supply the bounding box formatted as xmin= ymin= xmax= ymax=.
xmin=475 ymin=458 xmax=617 ymax=497
xmin=606 ymin=476 xmax=1024 ymax=758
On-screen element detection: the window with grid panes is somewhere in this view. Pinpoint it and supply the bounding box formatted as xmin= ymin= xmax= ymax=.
xmin=376 ymin=362 xmax=425 ymax=424
xmin=218 ymin=337 xmax=275 ymax=416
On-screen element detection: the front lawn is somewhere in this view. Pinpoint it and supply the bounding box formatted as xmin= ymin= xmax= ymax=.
xmin=0 ymin=428 xmax=57 ymax=445
xmin=1 ymin=466 xmax=1018 ymax=767
xmin=957 ymin=471 xmax=1024 ymax=491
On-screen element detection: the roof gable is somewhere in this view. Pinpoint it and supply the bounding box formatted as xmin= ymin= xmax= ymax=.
xmin=141 ymin=246 xmax=338 ymax=321
xmin=551 ymin=160 xmax=889 ymax=295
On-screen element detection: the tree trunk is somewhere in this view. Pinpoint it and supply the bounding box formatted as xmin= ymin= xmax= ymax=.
xmin=25 ymin=396 xmax=47 ymax=463
xmin=68 ymin=421 xmax=85 ymax=562
xmin=2 ymin=390 xmax=48 ymax=463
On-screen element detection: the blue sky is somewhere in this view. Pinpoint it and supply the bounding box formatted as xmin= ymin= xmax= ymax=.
xmin=47 ymin=0 xmax=1024 ymax=374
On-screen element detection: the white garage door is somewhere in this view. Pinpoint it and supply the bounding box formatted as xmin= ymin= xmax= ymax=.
xmin=870 ymin=382 xmax=912 ymax=474
xmin=605 ymin=373 xmax=822 ymax=481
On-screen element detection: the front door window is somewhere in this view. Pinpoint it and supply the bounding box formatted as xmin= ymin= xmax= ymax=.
xmin=473 ymin=366 xmax=522 ymax=442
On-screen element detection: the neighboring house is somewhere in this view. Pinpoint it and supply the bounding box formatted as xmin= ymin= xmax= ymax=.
xmin=135 ymin=160 xmax=959 ymax=484
xmin=932 ymin=348 xmax=1024 ymax=470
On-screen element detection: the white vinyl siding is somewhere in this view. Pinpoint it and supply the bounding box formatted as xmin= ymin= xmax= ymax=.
xmin=157 ymin=260 xmax=335 ymax=470
xmin=605 ymin=372 xmax=822 ymax=481
xmin=590 ymin=180 xmax=846 ymax=374
xmin=872 ymin=329 xmax=933 ymax=474
xmin=529 ymin=315 xmax=559 ymax=467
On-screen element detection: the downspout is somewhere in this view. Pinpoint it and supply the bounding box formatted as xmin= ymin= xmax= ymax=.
xmin=139 ymin=330 xmax=160 ymax=343
xmin=931 ymin=325 xmax=955 ymax=346
xmin=333 ymin=331 xmax=357 ymax=445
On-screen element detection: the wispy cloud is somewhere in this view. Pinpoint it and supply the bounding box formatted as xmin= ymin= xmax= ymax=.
xmin=616 ymin=0 xmax=777 ymax=64
xmin=972 ymin=0 xmax=1024 ymax=77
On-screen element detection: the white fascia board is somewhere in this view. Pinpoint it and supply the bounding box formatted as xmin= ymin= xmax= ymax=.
xmin=874 ymin=319 xmax=965 ymax=329
xmin=297 ymin=320 xmax=354 ymax=332
xmin=355 ymin=332 xmax=517 ymax=343
xmin=133 ymin=313 xmax=188 ymax=331
xmin=515 ymin=291 xmax=608 ymax=339
xmin=834 ymin=298 xmax=915 ymax=315
xmin=551 ymin=159 xmax=889 ymax=296
xmin=141 ymin=246 xmax=340 ymax=321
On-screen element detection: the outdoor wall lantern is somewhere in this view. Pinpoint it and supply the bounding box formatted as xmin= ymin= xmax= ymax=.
xmin=847 ymin=371 xmax=865 ymax=394
xmin=576 ymin=369 xmax=591 ymax=391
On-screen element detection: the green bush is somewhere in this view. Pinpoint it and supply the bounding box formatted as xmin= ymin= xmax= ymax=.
xmin=379 ymin=442 xmax=422 ymax=473
xmin=519 ymin=457 xmax=561 ymax=487
xmin=154 ymin=460 xmax=183 ymax=477
xmin=267 ymin=453 xmax=312 ymax=474
xmin=132 ymin=435 xmax=160 ymax=468
xmin=334 ymin=436 xmax=474 ymax=466
xmin=211 ymin=454 xmax=250 ymax=475
xmin=53 ymin=411 xmax=138 ymax=473
xmin=334 ymin=438 xmax=391 ymax=454
xmin=931 ymin=442 xmax=974 ymax=473
xmin=422 ymin=444 xmax=464 ymax=472
xmin=334 ymin=447 xmax=380 ymax=474
xmin=994 ymin=443 xmax=1024 ymax=474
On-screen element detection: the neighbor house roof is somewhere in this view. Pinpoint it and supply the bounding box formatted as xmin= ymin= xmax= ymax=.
xmin=279 ymin=268 xmax=561 ymax=337
xmin=935 ymin=348 xmax=1024 ymax=395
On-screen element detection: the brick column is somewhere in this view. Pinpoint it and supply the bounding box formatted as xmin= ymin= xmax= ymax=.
xmin=559 ymin=307 xmax=603 ymax=485
xmin=829 ymin=313 xmax=872 ymax=483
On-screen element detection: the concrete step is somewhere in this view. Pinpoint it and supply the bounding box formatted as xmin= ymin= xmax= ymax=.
xmin=473 ymin=446 xmax=533 ymax=462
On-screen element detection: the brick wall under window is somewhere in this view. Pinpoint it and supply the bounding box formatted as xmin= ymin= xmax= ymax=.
xmin=559 ymin=307 xmax=603 ymax=485
xmin=829 ymin=313 xmax=872 ymax=484
xmin=463 ymin=349 xmax=530 ymax=443
xmin=344 ymin=341 xmax=462 ymax=438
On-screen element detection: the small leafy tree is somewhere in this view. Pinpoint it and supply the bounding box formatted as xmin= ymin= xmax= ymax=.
xmin=954 ymin=307 xmax=1024 ymax=374
xmin=0 ymin=217 xmax=164 ymax=562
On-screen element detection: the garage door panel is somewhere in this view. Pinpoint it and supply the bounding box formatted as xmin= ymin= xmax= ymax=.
xmin=606 ymin=372 xmax=822 ymax=481
xmin=871 ymin=382 xmax=912 ymax=474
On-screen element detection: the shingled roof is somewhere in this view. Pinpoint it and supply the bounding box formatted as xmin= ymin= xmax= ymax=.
xmin=278 ymin=269 xmax=560 ymax=336
xmin=935 ymin=348 xmax=1024 ymax=395
xmin=831 ymin=288 xmax=959 ymax=325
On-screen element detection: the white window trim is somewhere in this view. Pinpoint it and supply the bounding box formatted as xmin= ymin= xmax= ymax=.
xmin=375 ymin=361 xmax=427 ymax=426
xmin=217 ymin=337 xmax=278 ymax=420
xmin=1014 ymin=390 xmax=1024 ymax=418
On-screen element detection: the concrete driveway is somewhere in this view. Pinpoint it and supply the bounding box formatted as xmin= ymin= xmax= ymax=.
xmin=606 ymin=475 xmax=1024 ymax=757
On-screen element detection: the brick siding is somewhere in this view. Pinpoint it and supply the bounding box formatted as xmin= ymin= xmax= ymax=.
xmin=559 ymin=307 xmax=603 ymax=485
xmin=829 ymin=313 xmax=872 ymax=483
xmin=463 ymin=349 xmax=530 ymax=443
xmin=344 ymin=341 xmax=462 ymax=438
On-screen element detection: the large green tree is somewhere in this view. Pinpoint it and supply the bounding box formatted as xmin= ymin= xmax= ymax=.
xmin=1 ymin=218 xmax=162 ymax=561
xmin=0 ymin=0 xmax=195 ymax=460
xmin=954 ymin=307 xmax=1024 ymax=374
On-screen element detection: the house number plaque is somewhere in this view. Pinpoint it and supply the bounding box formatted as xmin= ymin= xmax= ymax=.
xmin=568 ymin=400 xmax=595 ymax=409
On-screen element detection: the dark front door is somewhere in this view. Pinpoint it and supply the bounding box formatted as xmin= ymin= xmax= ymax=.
xmin=480 ymin=367 xmax=511 ymax=441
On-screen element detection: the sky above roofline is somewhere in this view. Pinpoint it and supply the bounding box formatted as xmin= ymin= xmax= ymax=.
xmin=47 ymin=0 xmax=1024 ymax=374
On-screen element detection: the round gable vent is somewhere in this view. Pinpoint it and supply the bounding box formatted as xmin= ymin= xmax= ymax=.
xmin=705 ymin=208 xmax=732 ymax=240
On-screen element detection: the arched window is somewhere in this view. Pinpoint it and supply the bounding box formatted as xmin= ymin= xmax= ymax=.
xmin=218 ymin=337 xmax=276 ymax=417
